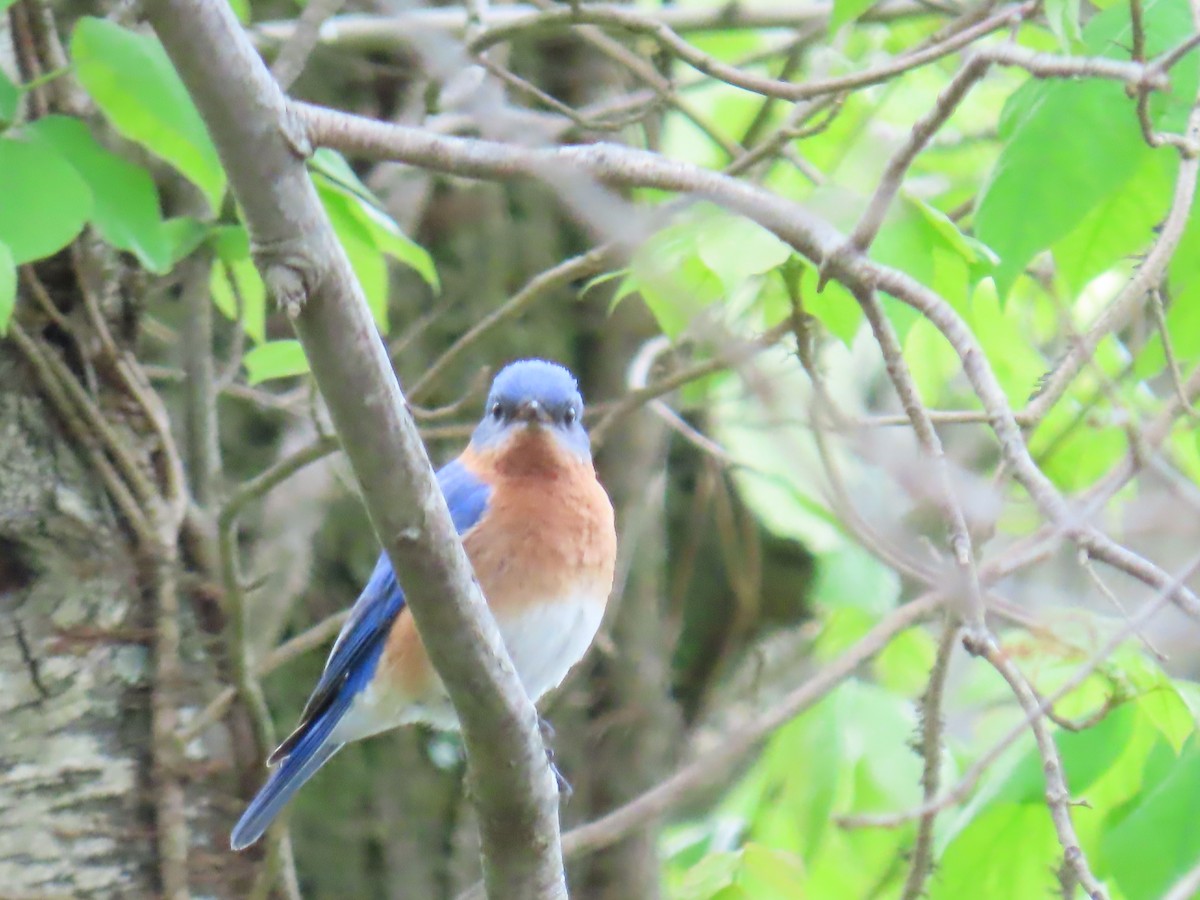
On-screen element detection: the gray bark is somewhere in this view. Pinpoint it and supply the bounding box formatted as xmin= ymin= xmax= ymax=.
xmin=0 ymin=351 xmax=154 ymax=897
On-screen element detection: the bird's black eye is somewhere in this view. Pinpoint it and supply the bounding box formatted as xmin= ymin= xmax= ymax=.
xmin=563 ymin=407 xmax=577 ymax=426
xmin=491 ymin=402 xmax=503 ymax=421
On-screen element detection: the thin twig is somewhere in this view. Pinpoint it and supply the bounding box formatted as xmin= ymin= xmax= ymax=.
xmin=179 ymin=608 xmax=349 ymax=743
xmin=961 ymin=632 xmax=1108 ymax=899
xmin=468 ymin=4 xmax=1079 ymax=103
xmin=180 ymin=252 xmax=223 ymax=509
xmin=857 ymin=287 xmax=987 ymax=630
xmin=843 ymin=55 xmax=990 ymax=255
xmin=269 ymin=0 xmax=347 ymax=91
xmin=409 ymin=248 xmax=610 ymax=402
xmin=900 ymin=617 xmax=959 ymax=900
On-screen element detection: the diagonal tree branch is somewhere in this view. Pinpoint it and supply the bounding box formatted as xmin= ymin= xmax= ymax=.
xmin=141 ymin=2 xmax=567 ymax=897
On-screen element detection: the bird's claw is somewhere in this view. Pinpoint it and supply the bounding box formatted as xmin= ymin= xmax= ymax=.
xmin=539 ymin=717 xmax=572 ymax=800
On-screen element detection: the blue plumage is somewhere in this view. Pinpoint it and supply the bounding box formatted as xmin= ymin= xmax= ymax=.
xmin=230 ymin=457 xmax=493 ymax=850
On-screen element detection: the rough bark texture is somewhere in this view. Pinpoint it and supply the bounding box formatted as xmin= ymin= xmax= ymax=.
xmin=0 ymin=347 xmax=153 ymax=896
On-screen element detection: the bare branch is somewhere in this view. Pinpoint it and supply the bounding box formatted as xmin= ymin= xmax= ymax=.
xmin=253 ymin=2 xmax=928 ymax=54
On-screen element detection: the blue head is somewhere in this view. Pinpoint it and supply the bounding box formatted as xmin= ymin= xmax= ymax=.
xmin=470 ymin=359 xmax=590 ymax=460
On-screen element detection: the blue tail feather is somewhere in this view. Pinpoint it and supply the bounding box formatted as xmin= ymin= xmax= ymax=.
xmin=230 ymin=692 xmax=351 ymax=850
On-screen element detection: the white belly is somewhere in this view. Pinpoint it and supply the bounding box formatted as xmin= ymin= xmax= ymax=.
xmin=497 ymin=590 xmax=607 ymax=703
xmin=333 ymin=591 xmax=606 ymax=741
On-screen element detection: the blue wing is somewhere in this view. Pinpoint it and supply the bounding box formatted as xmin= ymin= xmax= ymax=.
xmin=231 ymin=456 xmax=491 ymax=849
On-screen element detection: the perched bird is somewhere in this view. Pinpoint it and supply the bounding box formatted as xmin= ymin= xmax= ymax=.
xmin=230 ymin=359 xmax=616 ymax=850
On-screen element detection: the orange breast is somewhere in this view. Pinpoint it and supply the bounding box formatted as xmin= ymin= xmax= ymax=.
xmin=378 ymin=429 xmax=617 ymax=699
xmin=462 ymin=431 xmax=617 ymax=612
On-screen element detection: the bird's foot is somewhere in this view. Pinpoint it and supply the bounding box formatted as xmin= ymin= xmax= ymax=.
xmin=539 ymin=717 xmax=572 ymax=801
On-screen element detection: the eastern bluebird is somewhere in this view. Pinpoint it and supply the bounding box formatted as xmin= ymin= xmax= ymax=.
xmin=230 ymin=359 xmax=617 ymax=850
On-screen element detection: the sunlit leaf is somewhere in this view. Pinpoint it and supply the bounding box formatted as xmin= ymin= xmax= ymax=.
xmin=695 ymin=211 xmax=792 ymax=291
xmin=0 ymin=130 xmax=91 ymax=263
xmin=811 ymin=544 xmax=900 ymax=616
xmin=831 ymin=0 xmax=877 ymax=32
xmin=28 ymin=116 xmax=172 ymax=272
xmin=931 ymin=804 xmax=1060 ymax=898
xmin=227 ymin=0 xmax=251 ymax=24
xmin=976 ymin=0 xmax=1200 ymax=298
xmin=244 ymin=339 xmax=310 ymax=384
xmin=789 ymin=260 xmax=863 ymax=347
xmin=1045 ymin=0 xmax=1083 ymax=49
xmin=210 ymin=225 xmax=266 ymax=342
xmin=310 ymin=149 xmax=438 ymax=290
xmin=1053 ymin=151 xmax=1174 ymax=295
xmin=317 ymin=181 xmax=390 ymax=331
xmin=161 ymin=217 xmax=209 ymax=267
xmin=873 ymin=626 xmax=938 ymax=697
xmin=1101 ymin=737 xmax=1200 ymax=898
xmin=0 ymin=242 xmax=14 ymax=335
xmin=738 ymin=844 xmax=806 ymax=895
xmin=629 ymin=216 xmax=726 ymax=337
xmin=72 ymin=17 xmax=225 ymax=211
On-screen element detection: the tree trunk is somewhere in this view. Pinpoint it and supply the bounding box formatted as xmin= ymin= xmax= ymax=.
xmin=0 ymin=344 xmax=160 ymax=895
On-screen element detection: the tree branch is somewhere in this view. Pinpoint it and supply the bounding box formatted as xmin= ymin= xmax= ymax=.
xmin=142 ymin=2 xmax=567 ymax=896
xmin=300 ymin=103 xmax=1200 ymax=619
xmin=253 ymin=1 xmax=930 ymax=54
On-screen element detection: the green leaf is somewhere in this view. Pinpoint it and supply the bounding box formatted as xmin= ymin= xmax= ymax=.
xmin=976 ymin=0 xmax=1200 ymax=299
xmin=831 ymin=0 xmax=877 ymax=32
xmin=310 ymin=150 xmax=438 ymax=289
xmin=161 ymin=217 xmax=209 ymax=267
xmin=629 ymin=219 xmax=725 ymax=337
xmin=738 ymin=844 xmax=806 ymax=895
xmin=873 ymin=626 xmax=938 ymax=697
xmin=72 ymin=17 xmax=225 ymax=211
xmin=798 ymin=265 xmax=863 ymax=347
xmin=244 ymin=339 xmax=310 ymax=384
xmin=694 ymin=213 xmax=792 ymax=292
xmin=930 ymin=804 xmax=1060 ymax=899
xmin=316 ymin=181 xmax=390 ymax=331
xmin=811 ymin=544 xmax=900 ymax=616
xmin=1139 ymin=686 xmax=1195 ymax=755
xmin=580 ymin=269 xmax=627 ymax=299
xmin=1101 ymin=737 xmax=1200 ymax=898
xmin=715 ymin=403 xmax=846 ymax=551
xmin=0 ymin=131 xmax=92 ymax=263
xmin=0 ymin=67 xmax=19 ymax=125
xmin=210 ymin=225 xmax=267 ymax=342
xmin=1045 ymin=0 xmax=1083 ymax=49
xmin=0 ymin=242 xmax=15 ymax=335
xmin=28 ymin=116 xmax=173 ymax=272
xmin=1054 ymin=151 xmax=1174 ymax=295
xmin=227 ymin=0 xmax=251 ymax=24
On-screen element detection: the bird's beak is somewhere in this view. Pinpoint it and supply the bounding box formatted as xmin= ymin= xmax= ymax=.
xmin=514 ymin=399 xmax=551 ymax=425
